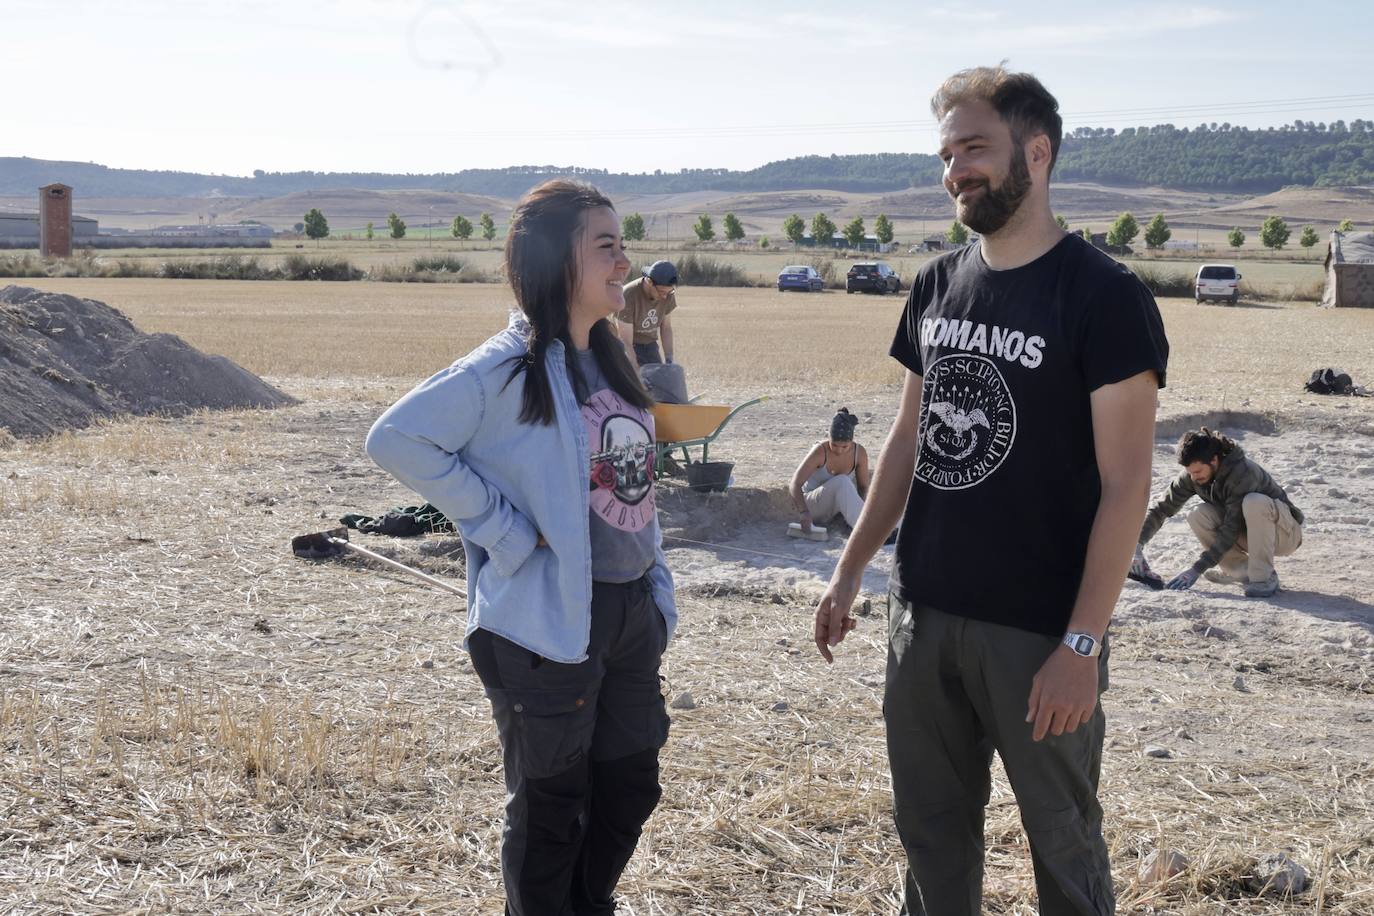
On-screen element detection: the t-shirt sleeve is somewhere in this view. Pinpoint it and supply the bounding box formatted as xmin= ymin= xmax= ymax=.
xmin=888 ymin=280 xmax=925 ymax=376
xmin=615 ymin=294 xmax=636 ymax=326
xmin=1078 ymin=273 xmax=1170 ymax=391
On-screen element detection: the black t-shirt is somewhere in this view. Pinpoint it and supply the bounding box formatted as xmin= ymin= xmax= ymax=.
xmin=889 ymin=233 xmax=1169 ymax=637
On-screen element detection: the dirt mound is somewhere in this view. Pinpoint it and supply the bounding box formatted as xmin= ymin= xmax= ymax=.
xmin=657 ymin=483 xmax=796 ymax=541
xmin=0 ymin=284 xmax=295 ymax=438
xmin=1156 ymin=410 xmax=1281 ymax=440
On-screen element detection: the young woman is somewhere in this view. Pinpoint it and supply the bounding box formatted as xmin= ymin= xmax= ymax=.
xmin=789 ymin=407 xmax=873 ymax=535
xmin=366 ymin=180 xmax=674 ymax=916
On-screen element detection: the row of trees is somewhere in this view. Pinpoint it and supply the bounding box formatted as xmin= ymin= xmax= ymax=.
xmin=780 ymin=212 xmax=895 ymax=246
xmin=1092 ymin=211 xmax=1350 ymax=251
xmin=619 ymin=210 xmax=898 ymax=247
xmin=299 ymin=209 xmax=497 ymax=241
xmin=305 ymin=207 xmax=1360 ymax=250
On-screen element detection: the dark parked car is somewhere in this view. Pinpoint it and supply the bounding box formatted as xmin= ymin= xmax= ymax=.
xmin=778 ymin=265 xmax=824 ymax=292
xmin=846 ymin=261 xmax=901 ymax=294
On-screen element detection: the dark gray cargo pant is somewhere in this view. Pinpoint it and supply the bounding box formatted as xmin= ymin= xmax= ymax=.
xmin=884 ymin=595 xmax=1114 ymax=916
xmin=469 ymin=576 xmax=670 ymax=916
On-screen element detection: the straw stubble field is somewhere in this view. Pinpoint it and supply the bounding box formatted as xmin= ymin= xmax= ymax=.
xmin=2 ymin=278 xmax=1373 ymax=913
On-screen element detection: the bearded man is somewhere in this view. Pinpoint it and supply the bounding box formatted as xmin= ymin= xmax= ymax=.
xmin=813 ymin=66 xmax=1169 ymax=915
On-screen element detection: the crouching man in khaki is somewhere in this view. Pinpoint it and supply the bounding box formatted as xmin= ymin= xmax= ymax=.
xmin=1132 ymin=427 xmax=1303 ymax=598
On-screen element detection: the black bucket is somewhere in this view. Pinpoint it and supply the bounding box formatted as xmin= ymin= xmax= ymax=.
xmin=685 ymin=460 xmax=734 ymax=493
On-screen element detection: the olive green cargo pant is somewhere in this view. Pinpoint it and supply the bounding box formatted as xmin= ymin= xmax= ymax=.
xmin=884 ymin=595 xmax=1114 ymax=915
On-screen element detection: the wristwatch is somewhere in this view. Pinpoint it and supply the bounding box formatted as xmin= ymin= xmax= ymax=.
xmin=1062 ymin=631 xmax=1102 ymax=658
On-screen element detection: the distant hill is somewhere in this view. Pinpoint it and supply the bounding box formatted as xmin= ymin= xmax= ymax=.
xmin=3 ymin=121 xmax=1372 ymax=198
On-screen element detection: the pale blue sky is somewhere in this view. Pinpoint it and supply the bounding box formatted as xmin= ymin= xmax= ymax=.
xmin=5 ymin=0 xmax=1371 ymax=176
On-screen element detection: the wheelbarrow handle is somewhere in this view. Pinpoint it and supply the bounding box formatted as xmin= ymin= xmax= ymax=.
xmin=332 ymin=536 xmax=468 ymax=600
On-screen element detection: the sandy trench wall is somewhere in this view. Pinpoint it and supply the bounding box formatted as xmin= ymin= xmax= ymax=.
xmin=0 ymin=284 xmax=295 ymax=438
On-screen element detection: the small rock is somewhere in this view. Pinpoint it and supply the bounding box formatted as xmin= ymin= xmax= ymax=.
xmin=420 ymin=659 xmax=434 ymax=669
xmin=776 ymin=637 xmax=791 ymax=647
xmin=251 ymin=617 xmax=272 ymax=634
xmin=770 ymin=701 xmax=790 ymax=713
xmin=1143 ymin=745 xmax=1172 ymax=759
xmin=1173 ymin=727 xmax=1193 ymax=741
xmin=1233 ymin=676 xmax=1249 ymax=692
xmin=1248 ymin=851 xmax=1309 ymax=895
xmin=670 ymin=691 xmax=697 ymax=710
xmin=786 ymin=648 xmax=801 ymax=656
xmin=1140 ymin=848 xmax=1190 ymax=882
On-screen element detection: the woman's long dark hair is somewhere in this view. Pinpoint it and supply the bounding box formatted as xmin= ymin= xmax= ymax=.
xmin=502 ymin=179 xmax=652 ymax=425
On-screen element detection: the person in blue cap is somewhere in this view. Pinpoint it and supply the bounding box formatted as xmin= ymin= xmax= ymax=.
xmin=617 ymin=259 xmax=679 ymax=372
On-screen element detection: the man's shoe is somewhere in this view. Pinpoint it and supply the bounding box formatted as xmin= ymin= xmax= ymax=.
xmin=1244 ymin=572 xmax=1280 ymax=598
xmin=1205 ymin=568 xmax=1248 ymax=585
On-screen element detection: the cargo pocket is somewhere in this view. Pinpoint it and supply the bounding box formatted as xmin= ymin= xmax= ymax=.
xmin=493 ymin=686 xmax=597 ymax=781
xmin=888 ymin=593 xmax=915 ymax=646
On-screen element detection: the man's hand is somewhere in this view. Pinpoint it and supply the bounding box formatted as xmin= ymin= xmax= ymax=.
xmin=1026 ymin=646 xmax=1099 ymax=741
xmin=814 ymin=573 xmax=860 ymax=663
xmin=1166 ymin=568 xmax=1199 ymax=590
xmin=1128 ymin=547 xmax=1165 ymax=590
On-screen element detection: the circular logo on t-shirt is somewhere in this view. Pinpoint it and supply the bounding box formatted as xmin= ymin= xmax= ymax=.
xmin=915 ymin=354 xmax=1016 ymax=491
xmin=582 ymin=390 xmax=656 ymax=531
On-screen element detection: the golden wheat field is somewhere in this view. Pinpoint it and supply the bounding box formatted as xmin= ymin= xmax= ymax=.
xmin=2 ymin=278 xmax=1373 ymax=914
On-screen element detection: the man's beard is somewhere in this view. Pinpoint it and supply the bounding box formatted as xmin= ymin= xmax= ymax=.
xmin=952 ymin=147 xmax=1032 ymax=235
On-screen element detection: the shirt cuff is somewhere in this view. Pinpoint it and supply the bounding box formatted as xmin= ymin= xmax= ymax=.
xmin=488 ymin=511 xmax=538 ymax=576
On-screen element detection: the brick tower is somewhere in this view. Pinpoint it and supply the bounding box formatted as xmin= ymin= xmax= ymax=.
xmin=39 ymin=183 xmax=73 ymax=258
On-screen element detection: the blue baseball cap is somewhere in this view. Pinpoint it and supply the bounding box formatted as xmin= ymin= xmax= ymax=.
xmin=644 ymin=260 xmax=678 ymax=286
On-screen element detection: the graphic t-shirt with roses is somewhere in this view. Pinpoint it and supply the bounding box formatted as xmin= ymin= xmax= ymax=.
xmin=574 ymin=348 xmax=657 ymax=582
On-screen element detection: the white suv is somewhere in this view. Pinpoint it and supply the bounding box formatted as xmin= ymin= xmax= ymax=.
xmin=1195 ymin=264 xmax=1242 ymax=305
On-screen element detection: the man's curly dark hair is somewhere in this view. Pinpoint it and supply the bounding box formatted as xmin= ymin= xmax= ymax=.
xmin=1176 ymin=427 xmax=1235 ymax=466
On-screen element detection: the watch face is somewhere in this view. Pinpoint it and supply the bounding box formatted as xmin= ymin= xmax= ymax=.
xmin=1072 ymin=635 xmax=1095 ymax=656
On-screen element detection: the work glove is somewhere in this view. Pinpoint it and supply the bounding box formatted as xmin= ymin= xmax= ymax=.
xmin=1128 ymin=546 xmax=1164 ymax=590
xmin=1165 ymin=568 xmax=1200 ymax=591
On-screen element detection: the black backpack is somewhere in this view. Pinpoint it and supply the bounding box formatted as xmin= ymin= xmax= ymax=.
xmin=1305 ymin=368 xmax=1354 ymax=395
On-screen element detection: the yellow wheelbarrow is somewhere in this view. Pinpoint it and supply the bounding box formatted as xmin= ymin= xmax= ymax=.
xmin=651 ymin=397 xmax=767 ymax=488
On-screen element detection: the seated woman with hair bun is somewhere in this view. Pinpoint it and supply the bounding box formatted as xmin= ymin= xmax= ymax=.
xmin=790 ymin=407 xmax=874 ymax=535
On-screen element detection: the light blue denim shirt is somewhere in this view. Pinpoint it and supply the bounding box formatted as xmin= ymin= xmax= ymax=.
xmin=365 ymin=314 xmax=677 ymax=663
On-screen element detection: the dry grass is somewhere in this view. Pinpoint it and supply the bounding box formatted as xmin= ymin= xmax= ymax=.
xmin=2 ymin=280 xmax=1374 ymax=912
xmin=9 ymin=278 xmax=1374 ymax=426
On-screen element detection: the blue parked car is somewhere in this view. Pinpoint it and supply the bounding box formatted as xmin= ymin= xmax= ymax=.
xmin=777 ymin=265 xmax=824 ymax=292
